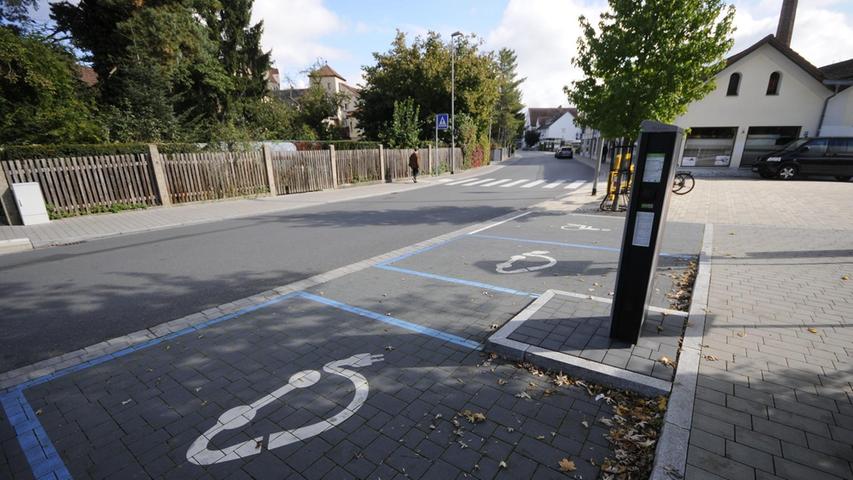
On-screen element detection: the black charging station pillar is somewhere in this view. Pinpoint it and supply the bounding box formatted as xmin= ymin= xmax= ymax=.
xmin=609 ymin=120 xmax=685 ymax=343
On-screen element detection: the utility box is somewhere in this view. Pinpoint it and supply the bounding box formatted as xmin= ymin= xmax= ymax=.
xmin=609 ymin=121 xmax=684 ymax=343
xmin=12 ymin=182 xmax=50 ymax=225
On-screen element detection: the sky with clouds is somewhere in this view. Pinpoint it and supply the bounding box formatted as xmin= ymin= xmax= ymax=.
xmin=31 ymin=0 xmax=853 ymax=108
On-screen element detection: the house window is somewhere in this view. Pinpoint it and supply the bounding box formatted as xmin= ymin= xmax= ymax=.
xmin=726 ymin=73 xmax=741 ymax=96
xmin=766 ymin=72 xmax=781 ymax=95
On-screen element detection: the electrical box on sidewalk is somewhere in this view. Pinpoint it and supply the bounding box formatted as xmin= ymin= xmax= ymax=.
xmin=12 ymin=182 xmax=50 ymax=225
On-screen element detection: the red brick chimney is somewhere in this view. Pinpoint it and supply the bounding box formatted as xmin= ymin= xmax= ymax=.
xmin=776 ymin=0 xmax=798 ymax=46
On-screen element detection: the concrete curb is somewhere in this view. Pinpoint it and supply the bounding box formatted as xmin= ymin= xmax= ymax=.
xmin=487 ymin=289 xmax=674 ymax=397
xmin=649 ymin=223 xmax=714 ymax=480
xmin=0 ymin=237 xmax=32 ymax=255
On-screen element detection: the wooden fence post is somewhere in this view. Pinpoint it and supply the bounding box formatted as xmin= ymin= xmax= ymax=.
xmin=0 ymin=166 xmax=22 ymax=225
xmin=262 ymin=144 xmax=277 ymax=196
xmin=148 ymin=144 xmax=172 ymax=207
xmin=379 ymin=145 xmax=386 ymax=183
xmin=428 ymin=146 xmax=434 ymax=175
xmin=329 ymin=145 xmax=338 ymax=189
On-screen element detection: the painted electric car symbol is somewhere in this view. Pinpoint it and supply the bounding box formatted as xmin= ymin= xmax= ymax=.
xmin=560 ymin=223 xmax=610 ymax=232
xmin=187 ymin=353 xmax=384 ymax=465
xmin=495 ymin=250 xmax=557 ymax=274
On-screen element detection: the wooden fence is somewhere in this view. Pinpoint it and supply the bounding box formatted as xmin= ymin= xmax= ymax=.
xmin=0 ymin=144 xmax=474 ymax=224
xmin=335 ymin=149 xmax=381 ymax=184
xmin=162 ymin=151 xmax=268 ymax=204
xmin=0 ymin=154 xmax=158 ymax=216
xmin=271 ymin=150 xmax=334 ymax=194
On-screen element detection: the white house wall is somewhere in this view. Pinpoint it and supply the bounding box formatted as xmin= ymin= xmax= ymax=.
xmin=675 ymin=43 xmax=830 ymax=168
xmin=542 ymin=113 xmax=581 ymax=142
xmin=821 ymin=87 xmax=853 ymax=137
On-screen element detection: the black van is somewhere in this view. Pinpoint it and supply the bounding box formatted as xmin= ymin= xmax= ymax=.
xmin=752 ymin=137 xmax=853 ymax=181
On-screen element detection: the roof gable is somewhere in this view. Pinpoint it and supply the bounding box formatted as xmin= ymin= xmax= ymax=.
xmin=820 ymin=58 xmax=853 ymax=81
xmin=725 ymin=34 xmax=826 ymax=87
xmin=528 ymin=107 xmax=575 ymax=128
xmin=311 ymin=65 xmax=346 ymax=81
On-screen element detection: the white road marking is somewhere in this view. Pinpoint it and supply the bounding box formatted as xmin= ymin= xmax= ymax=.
xmin=447 ymin=178 xmax=479 ymax=185
xmin=501 ymin=179 xmax=528 ymax=187
xmin=467 ymin=211 xmax=532 ymax=235
xmin=458 ymin=178 xmax=494 ymax=186
xmin=561 ymin=223 xmax=611 ymax=232
xmin=187 ymin=354 xmax=384 ymax=465
xmin=564 ymin=180 xmax=585 ymax=189
xmin=437 ymin=178 xmax=453 ymax=183
xmin=481 ymin=179 xmax=512 ymax=187
xmin=496 ymin=250 xmax=557 ymax=274
xmin=521 ymin=180 xmax=545 ymax=188
xmin=543 ymin=181 xmax=564 ymax=189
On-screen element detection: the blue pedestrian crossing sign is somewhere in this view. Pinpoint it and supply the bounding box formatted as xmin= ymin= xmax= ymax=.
xmin=436 ymin=113 xmax=449 ymax=130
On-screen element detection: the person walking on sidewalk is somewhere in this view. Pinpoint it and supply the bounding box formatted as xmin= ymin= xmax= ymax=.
xmin=409 ymin=149 xmax=420 ymax=183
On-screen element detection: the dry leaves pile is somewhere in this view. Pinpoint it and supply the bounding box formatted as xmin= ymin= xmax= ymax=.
xmin=598 ymin=393 xmax=665 ymax=480
xmin=666 ymin=260 xmax=698 ymax=311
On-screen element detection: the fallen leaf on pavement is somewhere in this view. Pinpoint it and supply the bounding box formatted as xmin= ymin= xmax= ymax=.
xmin=554 ymin=372 xmax=572 ymax=387
xmin=558 ymin=458 xmax=577 ymax=472
xmin=499 ymin=460 xmax=508 ymax=469
xmin=461 ymin=409 xmax=486 ymax=423
xmin=385 ymin=345 xmax=395 ymax=351
xmin=581 ymin=421 xmax=589 ymax=428
xmin=659 ymin=356 xmax=674 ymax=367
xmin=842 ymin=275 xmax=849 ymax=281
xmin=497 ymin=378 xmax=507 ymax=385
xmin=515 ymin=391 xmax=531 ymax=399
xmin=807 ymin=328 xmax=818 ymax=334
xmin=704 ymin=355 xmax=719 ymax=361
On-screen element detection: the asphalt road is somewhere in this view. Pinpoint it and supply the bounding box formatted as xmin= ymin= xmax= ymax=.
xmin=0 ymin=152 xmax=593 ymax=371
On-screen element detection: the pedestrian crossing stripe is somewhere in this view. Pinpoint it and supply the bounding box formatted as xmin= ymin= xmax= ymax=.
xmin=437 ymin=178 xmax=588 ymax=191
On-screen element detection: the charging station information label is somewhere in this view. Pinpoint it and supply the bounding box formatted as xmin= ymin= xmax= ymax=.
xmin=642 ymin=153 xmax=665 ymax=183
xmin=631 ymin=211 xmax=654 ymax=247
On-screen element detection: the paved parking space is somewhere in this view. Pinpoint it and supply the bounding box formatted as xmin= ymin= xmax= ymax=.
xmin=379 ymin=212 xmax=702 ymax=311
xmin=1 ymin=291 xmax=621 ymax=480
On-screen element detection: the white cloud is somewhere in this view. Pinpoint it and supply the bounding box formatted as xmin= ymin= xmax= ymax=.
xmin=252 ymin=0 xmax=348 ymax=87
xmin=731 ymin=1 xmax=853 ymax=67
xmin=486 ymin=0 xmax=604 ymax=108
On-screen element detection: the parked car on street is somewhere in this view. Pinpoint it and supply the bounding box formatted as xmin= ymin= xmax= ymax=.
xmin=555 ymin=147 xmax=574 ymax=159
xmin=752 ymin=137 xmax=853 ymax=181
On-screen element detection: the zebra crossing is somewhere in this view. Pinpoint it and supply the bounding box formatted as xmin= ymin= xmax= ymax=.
xmin=437 ymin=177 xmax=587 ymax=191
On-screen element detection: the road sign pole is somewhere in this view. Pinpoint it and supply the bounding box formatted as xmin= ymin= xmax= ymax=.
xmin=609 ymin=121 xmax=685 ymax=343
xmin=451 ymin=35 xmax=457 ymax=174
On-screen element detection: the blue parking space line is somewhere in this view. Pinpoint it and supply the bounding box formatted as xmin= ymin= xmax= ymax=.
xmin=1 ymin=286 xmax=487 ymax=480
xmin=375 ymin=264 xmax=537 ymax=298
xmin=375 ymin=238 xmax=458 ymax=267
xmin=1 ymin=292 xmax=300 ymax=480
xmin=469 ymin=233 xmax=693 ymax=259
xmin=295 ymin=292 xmax=484 ymax=351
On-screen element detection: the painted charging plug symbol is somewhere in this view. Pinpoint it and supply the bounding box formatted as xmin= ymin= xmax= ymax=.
xmin=496 ymin=250 xmax=557 ymax=274
xmin=187 ymin=353 xmax=384 ymax=465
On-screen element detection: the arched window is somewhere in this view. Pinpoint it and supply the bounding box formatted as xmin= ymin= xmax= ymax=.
xmin=766 ymin=71 xmax=781 ymax=95
xmin=726 ymin=73 xmax=741 ymax=96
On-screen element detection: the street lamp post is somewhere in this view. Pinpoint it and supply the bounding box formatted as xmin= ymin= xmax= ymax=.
xmin=451 ymin=31 xmax=462 ymax=174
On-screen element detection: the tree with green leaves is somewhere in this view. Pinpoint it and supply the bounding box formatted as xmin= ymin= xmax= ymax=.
xmin=383 ymin=98 xmax=421 ymax=148
xmin=0 ymin=8 xmax=104 ymax=144
xmin=524 ymin=130 xmax=540 ymax=148
xmin=566 ymin=0 xmax=735 ymax=140
xmin=493 ymin=48 xmax=525 ymax=148
xmin=199 ymin=0 xmax=271 ymax=119
xmin=356 ymin=31 xmax=499 ymax=146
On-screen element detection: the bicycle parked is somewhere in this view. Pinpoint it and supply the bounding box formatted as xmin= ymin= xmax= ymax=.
xmin=672 ymin=171 xmax=695 ymax=195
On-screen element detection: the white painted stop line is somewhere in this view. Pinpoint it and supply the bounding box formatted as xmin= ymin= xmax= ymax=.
xmin=459 ymin=178 xmax=494 ymax=186
xmin=482 ymin=178 xmax=512 ymax=187
xmin=543 ymin=181 xmax=564 ymax=189
xmin=521 ymin=180 xmax=545 ymax=188
xmin=447 ymin=178 xmax=479 ymax=185
xmin=565 ymin=180 xmax=585 ymax=189
xmin=501 ymin=179 xmax=528 ymax=187
xmin=437 ymin=178 xmax=453 ymax=183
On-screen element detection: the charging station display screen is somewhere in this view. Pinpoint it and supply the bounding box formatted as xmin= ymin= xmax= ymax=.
xmin=642 ymin=153 xmax=665 ymax=183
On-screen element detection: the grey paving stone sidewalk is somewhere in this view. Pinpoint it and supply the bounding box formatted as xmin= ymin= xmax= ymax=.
xmin=685 ymin=225 xmax=853 ymax=480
